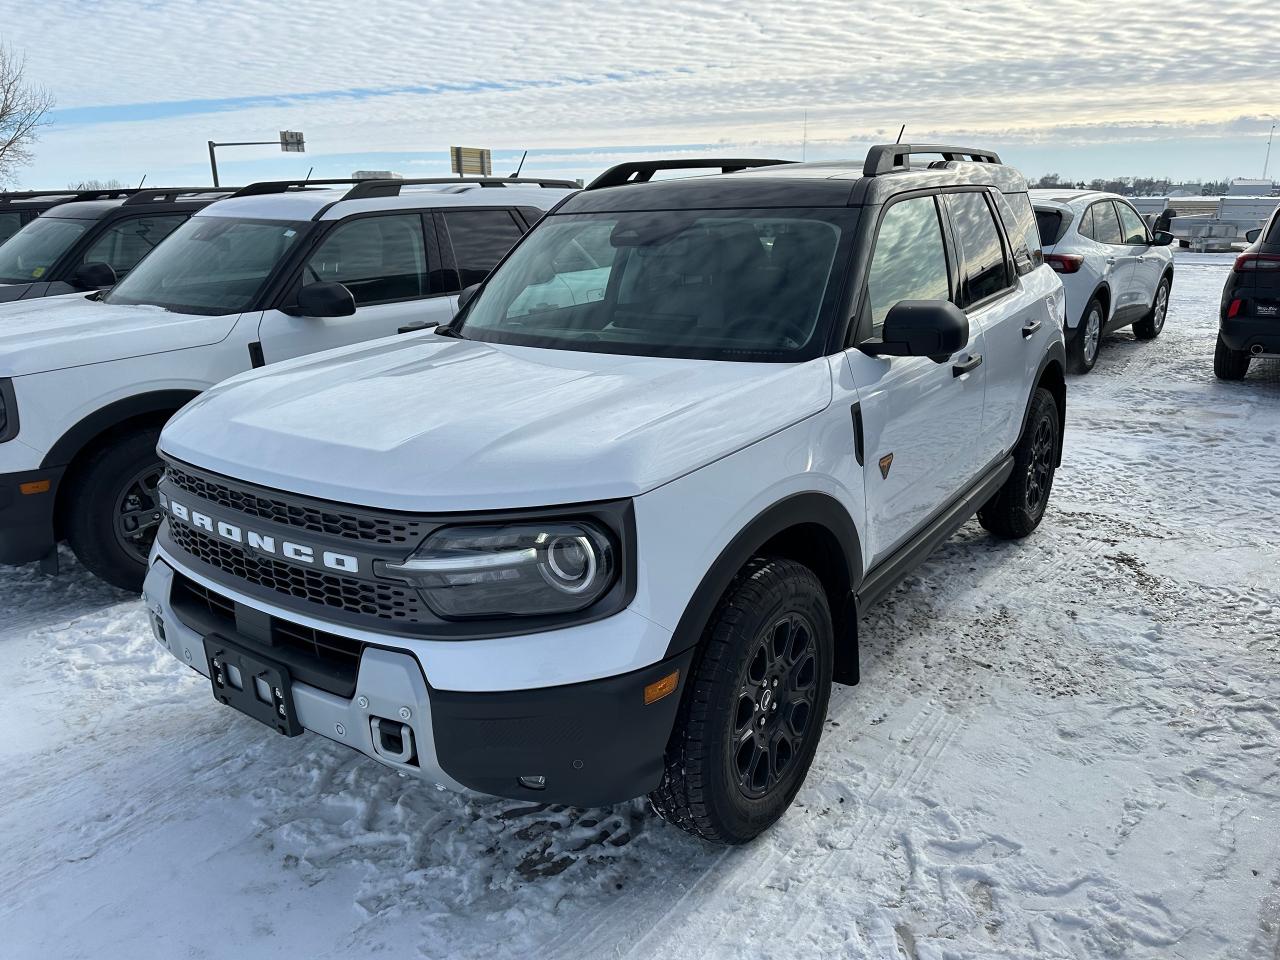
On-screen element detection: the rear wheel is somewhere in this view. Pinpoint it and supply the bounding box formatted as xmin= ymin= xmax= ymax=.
xmin=1068 ymin=298 xmax=1104 ymax=374
xmin=1133 ymin=276 xmax=1170 ymax=340
xmin=63 ymin=426 xmax=165 ymax=591
xmin=1214 ymin=334 xmax=1250 ymax=380
xmin=649 ymin=557 xmax=833 ymax=845
xmin=978 ymin=388 xmax=1059 ymax=540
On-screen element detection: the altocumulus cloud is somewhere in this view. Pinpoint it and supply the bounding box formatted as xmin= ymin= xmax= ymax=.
xmin=5 ymin=0 xmax=1277 ymax=183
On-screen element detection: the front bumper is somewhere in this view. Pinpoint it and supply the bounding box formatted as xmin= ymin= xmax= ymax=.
xmin=0 ymin=466 xmax=64 ymax=565
xmin=1220 ymin=315 xmax=1280 ymax=356
xmin=144 ymin=555 xmax=693 ymax=807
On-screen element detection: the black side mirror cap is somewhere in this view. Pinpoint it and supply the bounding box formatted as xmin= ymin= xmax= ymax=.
xmin=860 ymin=300 xmax=969 ymax=363
xmin=295 ymin=281 xmax=356 ymax=318
xmin=1245 ymin=228 xmax=1262 ymax=244
xmin=1150 ymin=231 xmax=1176 ymax=246
xmin=457 ymin=283 xmax=481 ymax=310
xmin=72 ymin=261 xmax=117 ymax=290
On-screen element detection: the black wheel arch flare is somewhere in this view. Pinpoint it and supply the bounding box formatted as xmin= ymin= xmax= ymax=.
xmin=41 ymin=390 xmax=200 ymax=470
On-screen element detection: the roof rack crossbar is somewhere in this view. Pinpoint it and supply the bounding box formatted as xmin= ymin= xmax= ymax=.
xmin=229 ymin=178 xmax=377 ymax=198
xmin=120 ymin=187 xmax=238 ymax=205
xmin=863 ymin=144 xmax=1002 ymax=177
xmin=339 ymin=176 xmax=580 ymax=201
xmin=585 ymin=159 xmax=793 ymax=191
xmin=0 ymin=188 xmax=143 ymax=207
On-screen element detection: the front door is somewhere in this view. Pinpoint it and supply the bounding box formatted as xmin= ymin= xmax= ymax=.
xmin=1115 ymin=200 xmax=1162 ymax=310
xmin=845 ymin=193 xmax=988 ymax=565
xmin=257 ymin=212 xmax=456 ymax=364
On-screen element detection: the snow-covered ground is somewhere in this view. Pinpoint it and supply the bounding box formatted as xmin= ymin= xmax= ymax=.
xmin=2 ymin=252 xmax=1277 ymax=960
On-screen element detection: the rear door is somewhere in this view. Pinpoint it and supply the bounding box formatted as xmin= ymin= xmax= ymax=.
xmin=844 ymin=192 xmax=988 ymax=564
xmin=257 ymin=211 xmax=455 ymax=363
xmin=438 ymin=207 xmax=528 ymax=293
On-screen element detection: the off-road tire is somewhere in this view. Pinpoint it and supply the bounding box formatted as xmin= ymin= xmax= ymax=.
xmin=1213 ymin=334 xmax=1250 ymax=380
xmin=1133 ymin=276 xmax=1171 ymax=340
xmin=978 ymin=387 xmax=1059 ymax=540
xmin=63 ymin=426 xmax=164 ymax=592
xmin=1068 ymin=297 xmax=1104 ymax=374
xmin=649 ymin=557 xmax=833 ymax=845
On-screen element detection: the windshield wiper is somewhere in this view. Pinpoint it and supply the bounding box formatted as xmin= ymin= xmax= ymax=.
xmin=433 ymin=324 xmax=466 ymax=339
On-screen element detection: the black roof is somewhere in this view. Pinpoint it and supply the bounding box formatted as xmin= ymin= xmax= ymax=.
xmin=41 ymin=190 xmax=231 ymax=221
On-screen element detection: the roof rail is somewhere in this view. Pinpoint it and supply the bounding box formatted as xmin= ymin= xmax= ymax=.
xmin=339 ymin=176 xmax=580 ymax=201
xmin=863 ymin=144 xmax=1002 ymax=177
xmin=0 ymin=188 xmax=142 ymax=207
xmin=229 ymin=178 xmax=375 ymax=198
xmin=121 ymin=187 xmax=238 ymax=205
xmin=585 ymin=158 xmax=793 ymax=191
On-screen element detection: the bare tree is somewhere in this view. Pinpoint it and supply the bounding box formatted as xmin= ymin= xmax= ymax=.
xmin=0 ymin=45 xmax=54 ymax=185
xmin=67 ymin=178 xmax=128 ymax=190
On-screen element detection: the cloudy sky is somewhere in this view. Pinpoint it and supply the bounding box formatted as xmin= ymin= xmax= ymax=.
xmin=2 ymin=0 xmax=1277 ymax=188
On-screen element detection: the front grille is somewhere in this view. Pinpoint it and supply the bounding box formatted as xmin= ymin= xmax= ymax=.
xmin=171 ymin=573 xmax=362 ymax=696
xmin=165 ymin=463 xmax=428 ymax=546
xmin=168 ymin=519 xmax=427 ymax=622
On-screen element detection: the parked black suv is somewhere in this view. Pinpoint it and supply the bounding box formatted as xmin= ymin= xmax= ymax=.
xmin=0 ymin=188 xmax=143 ymax=246
xmin=1216 ymin=208 xmax=1280 ymax=379
xmin=0 ymin=187 xmax=233 ymax=302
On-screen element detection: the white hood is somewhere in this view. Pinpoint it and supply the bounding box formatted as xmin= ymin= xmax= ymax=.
xmin=161 ymin=335 xmax=834 ymax=511
xmin=0 ymin=295 xmax=239 ymax=377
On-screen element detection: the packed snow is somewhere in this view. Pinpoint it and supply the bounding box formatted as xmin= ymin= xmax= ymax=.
xmin=1 ymin=252 xmax=1277 ymax=960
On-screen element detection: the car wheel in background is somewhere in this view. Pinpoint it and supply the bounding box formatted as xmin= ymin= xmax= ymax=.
xmin=1068 ymin=298 xmax=1104 ymax=374
xmin=1133 ymin=277 xmax=1171 ymax=340
xmin=64 ymin=426 xmax=164 ymax=591
xmin=1213 ymin=334 xmax=1251 ymax=381
xmin=650 ymin=557 xmax=833 ymax=845
xmin=978 ymin=388 xmax=1059 ymax=540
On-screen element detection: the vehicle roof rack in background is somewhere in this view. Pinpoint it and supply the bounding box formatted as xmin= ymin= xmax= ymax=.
xmin=121 ymin=187 xmax=238 ymax=205
xmin=0 ymin=188 xmax=141 ymax=207
xmin=229 ymin=179 xmax=374 ymax=198
xmin=585 ymin=159 xmax=794 ymax=191
xmin=339 ymin=177 xmax=580 ymax=201
xmin=862 ymin=144 xmax=1002 ymax=177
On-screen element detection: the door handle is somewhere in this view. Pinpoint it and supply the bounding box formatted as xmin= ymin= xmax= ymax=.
xmin=1021 ymin=319 xmax=1042 ymax=338
xmin=952 ymin=354 xmax=983 ymax=377
xmin=1105 ymin=257 xmax=1117 ymax=265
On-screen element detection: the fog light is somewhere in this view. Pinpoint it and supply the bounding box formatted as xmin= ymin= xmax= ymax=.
xmin=518 ymin=775 xmax=547 ymax=790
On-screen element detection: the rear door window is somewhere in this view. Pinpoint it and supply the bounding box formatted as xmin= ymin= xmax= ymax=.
xmin=996 ymin=192 xmax=1041 ymax=275
xmin=1115 ymin=202 xmax=1149 ymax=244
xmin=81 ymin=213 xmax=188 ymax=276
xmin=1090 ymin=202 xmax=1124 ymax=245
xmin=0 ymin=212 xmax=23 ymax=245
xmin=1076 ymin=205 xmax=1096 ymax=241
xmin=304 ymin=214 xmax=430 ymax=306
xmin=864 ymin=195 xmax=951 ymax=335
xmin=1035 ymin=209 xmax=1065 ymax=246
xmin=442 ymin=209 xmax=525 ymax=288
xmin=945 ymin=191 xmax=1013 ymax=306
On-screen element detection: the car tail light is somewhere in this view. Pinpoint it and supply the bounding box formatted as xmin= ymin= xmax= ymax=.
xmin=1233 ymin=253 xmax=1280 ymax=272
xmin=1045 ymin=254 xmax=1085 ymax=274
xmin=1227 ymin=299 xmax=1243 ymax=318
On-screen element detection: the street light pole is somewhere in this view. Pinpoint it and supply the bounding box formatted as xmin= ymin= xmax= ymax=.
xmin=206 ymin=132 xmax=306 ymax=187
xmin=1265 ymin=123 xmax=1276 ymax=181
xmin=208 ymin=140 xmax=220 ymax=188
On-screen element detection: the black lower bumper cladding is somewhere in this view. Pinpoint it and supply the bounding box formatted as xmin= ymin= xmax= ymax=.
xmin=0 ymin=466 xmax=64 ymax=565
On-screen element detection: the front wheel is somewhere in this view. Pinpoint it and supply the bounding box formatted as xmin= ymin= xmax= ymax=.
xmin=63 ymin=426 xmax=165 ymax=591
xmin=978 ymin=388 xmax=1059 ymax=540
xmin=1133 ymin=276 xmax=1171 ymax=340
xmin=649 ymin=557 xmax=833 ymax=845
xmin=1214 ymin=334 xmax=1250 ymax=380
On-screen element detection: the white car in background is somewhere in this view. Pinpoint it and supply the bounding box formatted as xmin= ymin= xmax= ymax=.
xmin=1032 ymin=190 xmax=1176 ymax=373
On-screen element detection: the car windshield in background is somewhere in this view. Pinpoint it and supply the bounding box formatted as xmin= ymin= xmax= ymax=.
xmin=1035 ymin=208 xmax=1065 ymax=246
xmin=456 ymin=209 xmax=854 ymax=361
xmin=0 ymin=217 xmax=91 ymax=283
xmin=103 ymin=216 xmax=309 ymax=315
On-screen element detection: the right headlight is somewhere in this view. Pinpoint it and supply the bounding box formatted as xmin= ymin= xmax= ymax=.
xmin=378 ymin=520 xmax=618 ymax=619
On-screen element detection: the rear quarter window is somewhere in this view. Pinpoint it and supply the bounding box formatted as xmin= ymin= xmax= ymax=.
xmin=1035 ymin=208 xmax=1066 ymax=246
xmin=998 ymin=192 xmax=1042 ymax=274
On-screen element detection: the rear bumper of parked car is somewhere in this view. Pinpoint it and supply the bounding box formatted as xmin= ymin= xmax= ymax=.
xmin=143 ymin=551 xmax=693 ymax=807
xmin=1220 ymin=314 xmax=1280 ymax=355
xmin=0 ymin=467 xmax=63 ymax=565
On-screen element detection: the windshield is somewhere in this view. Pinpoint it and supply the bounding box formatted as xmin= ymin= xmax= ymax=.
xmin=0 ymin=217 xmax=91 ymax=283
xmin=456 ymin=208 xmax=854 ymax=361
xmin=104 ymin=216 xmax=309 ymax=314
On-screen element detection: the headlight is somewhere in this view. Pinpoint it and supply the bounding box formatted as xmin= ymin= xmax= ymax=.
xmin=378 ymin=521 xmax=618 ymax=619
xmin=0 ymin=379 xmax=16 ymax=443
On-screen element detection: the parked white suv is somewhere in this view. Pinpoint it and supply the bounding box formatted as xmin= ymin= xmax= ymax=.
xmin=145 ymin=147 xmax=1067 ymax=844
xmin=1032 ymin=190 xmax=1175 ymax=373
xmin=0 ymin=176 xmax=576 ymax=589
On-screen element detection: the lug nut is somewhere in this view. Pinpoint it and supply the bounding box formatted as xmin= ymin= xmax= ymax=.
xmin=758 ymin=717 xmax=766 ymax=727
xmin=772 ymin=679 xmax=779 ymax=688
xmin=357 ymin=696 xmax=369 ymax=709
xmin=398 ymin=707 xmax=412 ymax=721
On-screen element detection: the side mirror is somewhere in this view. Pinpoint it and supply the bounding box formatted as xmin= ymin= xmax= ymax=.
xmin=457 ymin=283 xmax=481 ymax=310
xmin=861 ymin=300 xmax=969 ymax=363
xmin=72 ymin=261 xmax=117 ymax=290
xmin=1245 ymin=228 xmax=1262 ymax=244
xmin=1150 ymin=231 xmax=1176 ymax=247
xmin=295 ymin=281 xmax=356 ymax=318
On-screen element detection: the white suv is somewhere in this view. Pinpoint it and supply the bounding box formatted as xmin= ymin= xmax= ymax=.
xmin=1032 ymin=190 xmax=1176 ymax=373
xmin=0 ymin=176 xmax=576 ymax=589
xmin=144 ymin=147 xmax=1067 ymax=844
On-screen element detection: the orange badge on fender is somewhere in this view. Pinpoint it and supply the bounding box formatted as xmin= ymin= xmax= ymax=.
xmin=878 ymin=453 xmax=894 ymax=479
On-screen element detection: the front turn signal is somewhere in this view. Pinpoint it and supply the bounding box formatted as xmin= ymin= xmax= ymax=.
xmin=644 ymin=670 xmax=679 ymax=705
